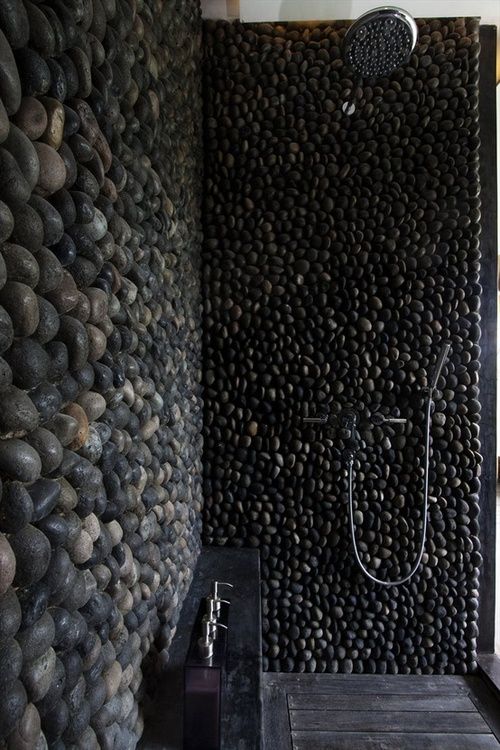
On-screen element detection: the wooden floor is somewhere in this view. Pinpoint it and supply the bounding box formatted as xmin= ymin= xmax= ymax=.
xmin=263 ymin=673 xmax=500 ymax=750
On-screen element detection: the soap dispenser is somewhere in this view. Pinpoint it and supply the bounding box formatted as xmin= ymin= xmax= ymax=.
xmin=184 ymin=617 xmax=228 ymax=750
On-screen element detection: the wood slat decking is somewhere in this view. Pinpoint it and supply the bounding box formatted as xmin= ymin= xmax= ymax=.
xmin=263 ymin=674 xmax=500 ymax=750
xmin=292 ymin=731 xmax=500 ymax=750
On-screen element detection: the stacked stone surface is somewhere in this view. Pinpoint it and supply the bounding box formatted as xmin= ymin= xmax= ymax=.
xmin=202 ymin=18 xmax=482 ymax=674
xmin=0 ymin=0 xmax=203 ymax=746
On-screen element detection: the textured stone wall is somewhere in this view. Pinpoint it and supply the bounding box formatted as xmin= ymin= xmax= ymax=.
xmin=203 ymin=18 xmax=482 ymax=674
xmin=0 ymin=0 xmax=203 ymax=747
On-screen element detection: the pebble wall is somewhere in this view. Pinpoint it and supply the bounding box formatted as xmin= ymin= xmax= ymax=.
xmin=0 ymin=0 xmax=203 ymax=747
xmin=202 ymin=18 xmax=483 ymax=674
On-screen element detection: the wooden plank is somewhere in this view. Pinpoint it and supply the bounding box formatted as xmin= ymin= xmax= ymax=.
xmin=289 ymin=709 xmax=491 ymax=734
xmin=263 ymin=673 xmax=470 ymax=695
xmin=288 ymin=692 xmax=477 ymax=712
xmin=292 ymin=731 xmax=500 ymax=750
xmin=263 ymin=685 xmax=292 ymax=750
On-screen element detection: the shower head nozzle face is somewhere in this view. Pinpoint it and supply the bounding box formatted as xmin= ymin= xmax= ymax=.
xmin=344 ymin=6 xmax=418 ymax=78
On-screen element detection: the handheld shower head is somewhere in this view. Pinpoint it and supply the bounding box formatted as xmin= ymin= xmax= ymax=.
xmin=429 ymin=341 xmax=451 ymax=392
xmin=343 ymin=6 xmax=418 ymax=78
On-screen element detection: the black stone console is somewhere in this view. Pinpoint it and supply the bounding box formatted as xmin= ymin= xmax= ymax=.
xmin=139 ymin=547 xmax=262 ymax=750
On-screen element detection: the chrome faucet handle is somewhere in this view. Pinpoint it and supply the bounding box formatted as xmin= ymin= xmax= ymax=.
xmin=371 ymin=412 xmax=407 ymax=426
xmin=303 ymin=414 xmax=329 ymax=424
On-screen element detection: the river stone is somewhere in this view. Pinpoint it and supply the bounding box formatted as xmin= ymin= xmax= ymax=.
xmin=0 ymin=28 xmax=21 ymax=114
xmin=28 ymin=195 xmax=64 ymax=246
xmin=51 ymin=233 xmax=77 ymax=267
xmin=18 ymin=581 xmax=49 ymax=630
xmin=50 ymin=192 xmax=76 ymax=233
xmin=0 ymin=637 xmax=22 ymax=687
xmin=0 ymin=0 xmax=29 ymax=49
xmin=40 ymin=97 xmax=65 ymax=151
xmin=21 ymin=646 xmax=56 ymax=702
xmin=5 ymin=338 xmax=50 ymax=389
xmin=103 ymin=661 xmax=122 ymax=700
xmin=44 ymin=547 xmax=75 ymax=603
xmin=35 ymin=247 xmax=64 ymax=294
xmin=0 ymin=679 xmax=27 ymax=737
xmin=62 ymin=403 xmax=89 ymax=451
xmin=0 ymin=586 xmax=21 ymax=639
xmin=63 ymin=104 xmax=80 ymax=138
xmin=0 ymin=99 xmax=8 ymax=144
xmin=46 ymin=413 xmax=79 ymax=448
xmin=0 ymin=481 xmax=33 ymax=533
xmin=86 ymin=323 xmax=107 ymax=361
xmin=72 ymin=291 xmax=90 ymax=323
xmin=10 ymin=203 xmax=44 ymax=250
xmin=69 ymin=132 xmax=94 ymax=162
xmin=36 ymin=513 xmax=69 ymax=548
xmin=29 ymin=383 xmax=63 ymax=424
xmin=17 ymin=612 xmax=55 ymax=664
xmin=34 ymin=142 xmax=67 ymax=197
xmin=58 ymin=142 xmax=78 ymax=191
xmin=0 ymin=201 xmax=14 ymax=242
xmin=25 ymin=428 xmax=63 ymax=474
xmin=15 ymin=47 xmax=50 ymax=97
xmin=69 ymin=47 xmax=92 ymax=98
xmin=40 ymin=699 xmax=69 ymax=744
xmin=0 ymin=282 xmax=38 ymax=336
xmin=0 ymin=147 xmax=31 ymax=206
xmin=0 ymin=356 xmax=12 ymax=389
xmin=78 ymin=196 xmax=99 ymax=231
xmin=34 ymin=297 xmax=60 ymax=344
xmin=6 ymin=702 xmax=41 ymax=750
xmin=24 ymin=0 xmax=55 ymax=58
xmin=68 ymin=530 xmax=92 ymax=564
xmin=46 ymin=270 xmax=79 ymax=312
xmin=58 ymin=316 xmax=89 ymax=369
xmin=0 ymin=438 xmax=41 ymax=482
xmin=28 ymin=478 xmax=61 ymax=521
xmin=0 ymin=533 xmax=16 ymax=594
xmin=78 ymin=425 xmax=102 ymax=463
xmin=0 ymin=386 xmax=39 ymax=437
xmin=0 ymin=254 xmax=6 ymax=292
xmin=13 ymin=97 xmax=48 ymax=140
xmin=4 ymin=124 xmax=40 ymax=191
xmin=10 ymin=524 xmax=51 ymax=586
xmin=62 ymin=570 xmax=94 ymax=610
xmin=1 ymin=243 xmax=40 ymax=287
xmin=34 ymin=654 xmax=65 ymax=717
xmin=86 ymin=287 xmax=108 ymax=323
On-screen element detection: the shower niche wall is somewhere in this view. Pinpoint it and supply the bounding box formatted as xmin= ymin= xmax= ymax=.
xmin=202 ymin=17 xmax=483 ymax=673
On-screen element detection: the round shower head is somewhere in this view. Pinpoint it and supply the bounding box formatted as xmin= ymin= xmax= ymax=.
xmin=343 ymin=6 xmax=418 ymax=78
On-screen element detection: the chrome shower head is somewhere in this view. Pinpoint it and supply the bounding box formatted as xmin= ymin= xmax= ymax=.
xmin=344 ymin=6 xmax=418 ymax=78
xmin=429 ymin=341 xmax=451 ymax=392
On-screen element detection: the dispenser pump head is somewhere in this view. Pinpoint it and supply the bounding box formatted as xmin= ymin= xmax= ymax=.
xmin=210 ymin=581 xmax=233 ymax=613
